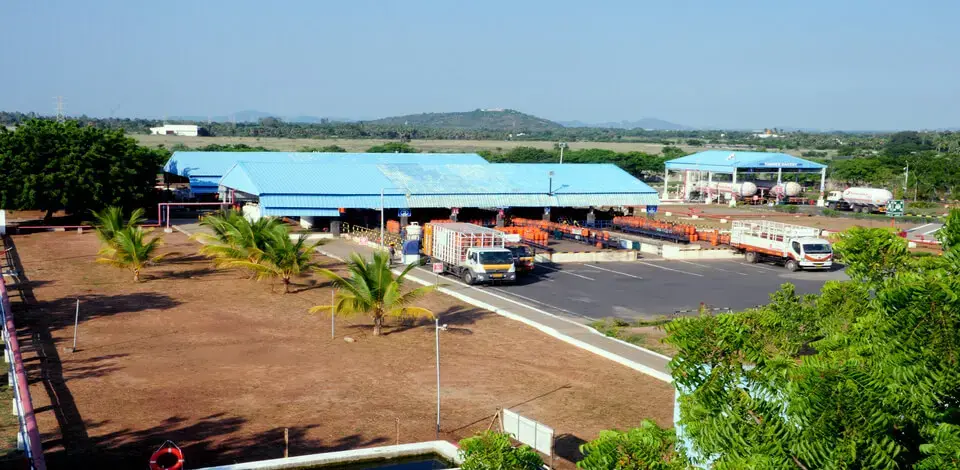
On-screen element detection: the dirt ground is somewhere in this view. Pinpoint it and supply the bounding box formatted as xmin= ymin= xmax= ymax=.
xmin=655 ymin=204 xmax=925 ymax=233
xmin=7 ymin=231 xmax=673 ymax=469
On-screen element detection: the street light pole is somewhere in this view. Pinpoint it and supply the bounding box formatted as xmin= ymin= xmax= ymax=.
xmin=380 ymin=187 xmax=385 ymax=249
xmin=548 ymin=171 xmax=554 ymax=195
xmin=558 ymin=142 xmax=567 ymax=164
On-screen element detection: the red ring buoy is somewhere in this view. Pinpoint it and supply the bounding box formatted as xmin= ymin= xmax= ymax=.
xmin=149 ymin=445 xmax=184 ymax=470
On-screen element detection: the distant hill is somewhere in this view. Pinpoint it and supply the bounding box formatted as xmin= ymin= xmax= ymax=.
xmin=558 ymin=118 xmax=690 ymax=131
xmin=363 ymin=109 xmax=563 ymax=131
xmin=169 ymin=110 xmax=354 ymax=124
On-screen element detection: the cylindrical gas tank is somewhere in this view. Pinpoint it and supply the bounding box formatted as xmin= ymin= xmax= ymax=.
xmin=842 ymin=187 xmax=893 ymax=206
xmin=699 ymin=181 xmax=758 ymax=197
xmin=769 ymin=181 xmax=802 ymax=197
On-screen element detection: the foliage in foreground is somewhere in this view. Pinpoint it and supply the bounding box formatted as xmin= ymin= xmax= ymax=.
xmin=458 ymin=431 xmax=543 ymax=470
xmin=89 ymin=206 xmax=146 ymax=246
xmin=95 ymin=226 xmax=167 ymax=282
xmin=311 ymin=251 xmax=436 ymax=336
xmin=659 ymin=218 xmax=960 ymax=469
xmin=577 ymin=420 xmax=685 ymax=470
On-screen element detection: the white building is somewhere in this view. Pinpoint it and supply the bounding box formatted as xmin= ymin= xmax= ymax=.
xmin=150 ymin=124 xmax=200 ymax=137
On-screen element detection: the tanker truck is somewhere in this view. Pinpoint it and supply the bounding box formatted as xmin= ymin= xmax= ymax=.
xmin=755 ymin=181 xmax=803 ymax=198
xmin=696 ymin=181 xmax=758 ymax=200
xmin=825 ymin=187 xmax=893 ymax=213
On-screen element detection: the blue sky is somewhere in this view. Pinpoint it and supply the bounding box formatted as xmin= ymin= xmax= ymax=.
xmin=1 ymin=0 xmax=957 ymax=130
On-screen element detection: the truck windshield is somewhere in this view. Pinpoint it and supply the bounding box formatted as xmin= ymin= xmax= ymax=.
xmin=509 ymin=246 xmax=531 ymax=257
xmin=479 ymin=251 xmax=514 ymax=264
xmin=803 ymin=243 xmax=832 ymax=254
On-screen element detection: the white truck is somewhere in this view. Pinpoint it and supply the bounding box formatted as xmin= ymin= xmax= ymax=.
xmin=825 ymin=187 xmax=893 ymax=213
xmin=730 ymin=220 xmax=833 ymax=271
xmin=430 ymin=223 xmax=517 ymax=285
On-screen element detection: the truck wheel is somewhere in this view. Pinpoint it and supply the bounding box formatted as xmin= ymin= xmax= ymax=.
xmin=862 ymin=206 xmax=872 ymax=214
xmin=785 ymin=259 xmax=799 ymax=272
xmin=827 ymin=202 xmax=837 ymax=210
xmin=745 ymin=251 xmax=758 ymax=264
xmin=462 ymin=271 xmax=475 ymax=285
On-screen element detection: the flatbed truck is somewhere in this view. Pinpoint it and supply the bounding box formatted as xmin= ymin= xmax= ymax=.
xmin=730 ymin=220 xmax=833 ymax=271
xmin=430 ymin=223 xmax=517 ymax=285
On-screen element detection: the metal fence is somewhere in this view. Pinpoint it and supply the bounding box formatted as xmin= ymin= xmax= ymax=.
xmin=0 ymin=241 xmax=46 ymax=470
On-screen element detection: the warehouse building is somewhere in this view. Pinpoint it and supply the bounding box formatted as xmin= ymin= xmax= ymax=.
xmin=150 ymin=124 xmax=202 ymax=136
xmin=663 ymin=151 xmax=827 ymax=204
xmin=162 ymin=151 xmax=489 ymax=195
xmin=216 ymin=160 xmax=659 ymax=227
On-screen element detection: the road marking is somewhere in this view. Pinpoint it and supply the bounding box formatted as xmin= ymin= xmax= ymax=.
xmin=486 ymin=287 xmax=596 ymax=321
xmin=584 ymin=264 xmax=643 ymax=279
xmin=636 ymin=261 xmax=704 ymax=277
xmin=738 ymin=262 xmax=781 ymax=272
xmin=923 ymin=226 xmax=942 ymax=235
xmin=536 ymin=264 xmax=596 ymax=281
xmin=676 ymin=260 xmax=749 ymax=276
xmin=909 ymin=223 xmax=934 ymax=232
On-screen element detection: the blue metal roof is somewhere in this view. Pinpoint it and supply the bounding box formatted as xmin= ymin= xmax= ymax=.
xmin=220 ymin=162 xmax=660 ymax=213
xmin=163 ymin=151 xmax=489 ymax=179
xmin=665 ymin=151 xmax=826 ymax=173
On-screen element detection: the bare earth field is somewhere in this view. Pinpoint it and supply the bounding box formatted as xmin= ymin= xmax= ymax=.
xmin=136 ymin=134 xmax=807 ymax=156
xmin=9 ymin=231 xmax=672 ymax=469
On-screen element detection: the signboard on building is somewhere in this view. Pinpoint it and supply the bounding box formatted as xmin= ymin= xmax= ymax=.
xmin=398 ymin=209 xmax=412 ymax=217
xmin=451 ymin=208 xmax=460 ymax=216
xmin=646 ymin=205 xmax=658 ymax=216
xmin=887 ymin=199 xmax=904 ymax=217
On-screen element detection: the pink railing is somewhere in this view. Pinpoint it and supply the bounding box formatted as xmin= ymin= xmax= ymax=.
xmin=0 ymin=264 xmax=46 ymax=470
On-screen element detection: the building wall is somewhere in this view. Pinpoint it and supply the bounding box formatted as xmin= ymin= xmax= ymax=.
xmin=150 ymin=125 xmax=199 ymax=137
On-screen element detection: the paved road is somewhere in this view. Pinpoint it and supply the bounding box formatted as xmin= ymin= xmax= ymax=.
xmin=438 ymin=259 xmax=848 ymax=321
xmin=904 ymin=222 xmax=943 ymax=242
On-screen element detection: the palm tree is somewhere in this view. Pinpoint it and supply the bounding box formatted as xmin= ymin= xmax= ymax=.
xmin=311 ymin=251 xmax=436 ymax=336
xmin=223 ymin=231 xmax=323 ymax=293
xmin=195 ymin=210 xmax=286 ymax=268
xmin=89 ymin=207 xmax=146 ymax=245
xmin=96 ymin=226 xmax=167 ymax=281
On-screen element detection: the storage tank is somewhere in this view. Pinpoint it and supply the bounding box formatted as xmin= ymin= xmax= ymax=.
xmin=755 ymin=181 xmax=802 ymax=197
xmin=842 ymin=187 xmax=893 ymax=206
xmin=697 ymin=181 xmax=758 ymax=197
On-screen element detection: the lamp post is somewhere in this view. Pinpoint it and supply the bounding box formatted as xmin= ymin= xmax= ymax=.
xmin=435 ymin=318 xmax=447 ymax=439
xmin=548 ymin=171 xmax=554 ymax=195
xmin=558 ymin=142 xmax=567 ymax=164
xmin=380 ymin=187 xmax=410 ymax=250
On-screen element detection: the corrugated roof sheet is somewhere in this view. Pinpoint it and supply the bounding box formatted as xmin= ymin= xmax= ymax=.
xmin=163 ymin=151 xmax=489 ymax=179
xmin=665 ymin=151 xmax=826 ymax=172
xmin=222 ymin=162 xmax=659 ymax=213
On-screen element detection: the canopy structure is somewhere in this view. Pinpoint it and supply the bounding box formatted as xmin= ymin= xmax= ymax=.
xmin=218 ymin=161 xmax=660 ymax=217
xmin=663 ymin=151 xmax=827 ymax=203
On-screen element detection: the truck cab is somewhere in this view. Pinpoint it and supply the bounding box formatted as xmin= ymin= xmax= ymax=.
xmin=462 ymin=247 xmax=517 ymax=284
xmin=786 ymin=237 xmax=833 ymax=271
xmin=825 ymin=191 xmax=843 ymax=204
xmin=507 ymin=245 xmax=535 ymax=275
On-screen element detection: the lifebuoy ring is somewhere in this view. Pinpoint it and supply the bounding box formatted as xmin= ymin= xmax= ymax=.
xmin=149 ymin=442 xmax=184 ymax=470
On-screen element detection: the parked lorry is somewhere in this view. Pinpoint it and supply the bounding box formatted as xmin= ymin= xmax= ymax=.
xmin=825 ymin=187 xmax=893 ymax=213
xmin=430 ymin=223 xmax=517 ymax=284
xmin=729 ymin=220 xmax=833 ymax=271
xmin=507 ymin=244 xmax=535 ymax=275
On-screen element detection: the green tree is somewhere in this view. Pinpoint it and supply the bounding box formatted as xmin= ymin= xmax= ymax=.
xmin=89 ymin=206 xmax=146 ymax=246
xmin=660 ymin=146 xmax=687 ymax=159
xmin=223 ymin=230 xmax=323 ymax=293
xmin=96 ymin=226 xmax=167 ymax=282
xmin=577 ymin=420 xmax=687 ymax=470
xmin=662 ymin=224 xmax=960 ymax=468
xmin=458 ymin=431 xmax=543 ymax=470
xmin=299 ymin=145 xmax=347 ymax=152
xmin=366 ymin=142 xmax=417 ymax=153
xmin=311 ymin=251 xmax=435 ymax=336
xmin=196 ymin=210 xmax=286 ymax=268
xmin=0 ymin=119 xmax=166 ymax=220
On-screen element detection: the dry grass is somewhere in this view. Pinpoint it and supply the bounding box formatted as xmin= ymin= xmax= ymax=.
xmin=135 ymin=134 xmax=810 ymax=156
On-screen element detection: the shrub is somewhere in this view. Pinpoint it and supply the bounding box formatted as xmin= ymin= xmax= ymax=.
xmin=459 ymin=431 xmax=543 ymax=470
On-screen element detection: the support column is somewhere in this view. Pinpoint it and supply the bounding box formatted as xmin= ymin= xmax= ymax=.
xmin=817 ymin=167 xmax=827 ymax=206
xmin=586 ymin=210 xmax=596 ymax=226
xmin=730 ymin=169 xmax=739 ymax=207
xmin=705 ymin=172 xmax=714 ymax=204
xmin=777 ymin=167 xmax=782 ymax=185
xmin=400 ymin=215 xmax=409 ymax=228
xmin=663 ymin=169 xmax=670 ymax=200
xmin=496 ymin=211 xmax=504 ymax=227
xmin=450 ymin=210 xmax=458 ymax=222
xmin=542 ymin=207 xmax=551 ymax=221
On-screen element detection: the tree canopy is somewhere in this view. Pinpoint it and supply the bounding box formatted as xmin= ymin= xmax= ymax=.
xmin=0 ymin=119 xmax=167 ymax=219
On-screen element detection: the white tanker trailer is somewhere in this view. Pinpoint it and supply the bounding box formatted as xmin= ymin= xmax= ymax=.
xmin=825 ymin=187 xmax=893 ymax=213
xmin=755 ymin=181 xmax=803 ymax=198
xmin=696 ymin=181 xmax=758 ymax=199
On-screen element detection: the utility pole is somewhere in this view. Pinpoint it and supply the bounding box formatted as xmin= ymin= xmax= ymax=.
xmin=54 ymin=96 xmax=65 ymax=123
xmin=904 ymin=164 xmax=909 ymax=196
xmin=558 ymin=142 xmax=567 ymax=164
